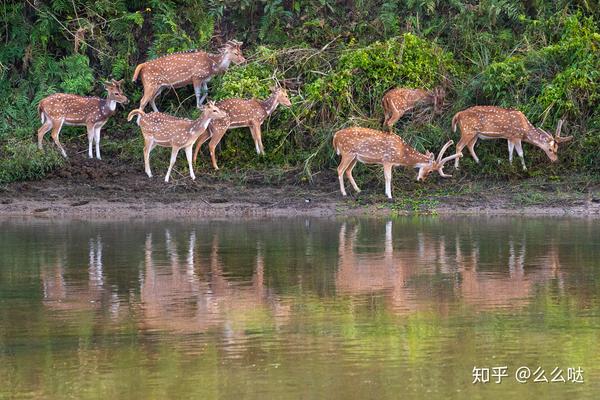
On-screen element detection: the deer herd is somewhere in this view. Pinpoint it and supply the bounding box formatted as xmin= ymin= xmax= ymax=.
xmin=36 ymin=40 xmax=573 ymax=199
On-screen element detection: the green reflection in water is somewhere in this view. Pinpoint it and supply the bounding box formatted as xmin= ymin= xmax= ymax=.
xmin=0 ymin=217 xmax=599 ymax=399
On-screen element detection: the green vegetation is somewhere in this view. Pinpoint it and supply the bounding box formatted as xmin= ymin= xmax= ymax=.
xmin=1 ymin=1 xmax=599 ymax=184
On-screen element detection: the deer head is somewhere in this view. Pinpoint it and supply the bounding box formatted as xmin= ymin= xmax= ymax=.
xmin=191 ymin=101 xmax=227 ymax=132
xmin=271 ymin=86 xmax=292 ymax=107
xmin=532 ymin=119 xmax=573 ymax=162
xmin=221 ymin=40 xmax=246 ymax=65
xmin=105 ymin=79 xmax=128 ymax=105
xmin=416 ymin=140 xmax=462 ymax=181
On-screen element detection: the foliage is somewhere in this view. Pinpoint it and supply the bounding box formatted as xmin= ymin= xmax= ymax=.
xmin=0 ymin=0 xmax=599 ymax=185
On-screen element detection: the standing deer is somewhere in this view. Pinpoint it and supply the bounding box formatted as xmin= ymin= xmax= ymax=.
xmin=382 ymin=87 xmax=445 ymax=130
xmin=333 ymin=127 xmax=461 ymax=199
xmin=132 ymin=40 xmax=245 ymax=114
xmin=451 ymin=106 xmax=573 ymax=170
xmin=127 ymin=101 xmax=226 ymax=182
xmin=192 ymin=86 xmax=292 ymax=170
xmin=37 ymin=79 xmax=128 ymax=159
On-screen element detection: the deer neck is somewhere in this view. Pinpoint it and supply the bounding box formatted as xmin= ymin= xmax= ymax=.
xmin=101 ymin=96 xmax=117 ymax=117
xmin=211 ymin=52 xmax=232 ymax=73
xmin=523 ymin=126 xmax=550 ymax=147
xmin=190 ymin=113 xmax=214 ymax=135
xmin=260 ymin=93 xmax=279 ymax=116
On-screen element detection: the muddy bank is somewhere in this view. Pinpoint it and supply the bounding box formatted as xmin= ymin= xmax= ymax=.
xmin=1 ymin=152 xmax=599 ymax=218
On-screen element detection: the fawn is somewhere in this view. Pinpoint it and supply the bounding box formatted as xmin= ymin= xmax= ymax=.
xmin=127 ymin=102 xmax=227 ymax=182
xmin=382 ymin=87 xmax=445 ymax=130
xmin=192 ymin=87 xmax=292 ymax=170
xmin=37 ymin=79 xmax=128 ymax=159
xmin=132 ymin=40 xmax=245 ymax=113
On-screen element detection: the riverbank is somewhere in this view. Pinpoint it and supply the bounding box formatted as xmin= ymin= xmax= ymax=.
xmin=1 ymin=153 xmax=598 ymax=218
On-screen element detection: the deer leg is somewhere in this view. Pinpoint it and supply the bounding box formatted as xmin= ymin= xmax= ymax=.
xmin=208 ymin=126 xmax=228 ymax=170
xmin=383 ymin=162 xmax=393 ymax=199
xmin=150 ymin=87 xmax=164 ymax=112
xmin=86 ymin=123 xmax=95 ymax=158
xmin=165 ymin=147 xmax=180 ymax=183
xmin=192 ymin=79 xmax=208 ymax=107
xmin=50 ymin=118 xmax=67 ymax=158
xmin=337 ymin=154 xmax=354 ymax=197
xmin=345 ymin=158 xmax=361 ymax=193
xmin=94 ymin=124 xmax=103 ymax=160
xmin=37 ymin=119 xmax=53 ymax=150
xmin=386 ymin=108 xmax=402 ymax=130
xmin=454 ymin=136 xmax=471 ymax=169
xmin=250 ymin=124 xmax=264 ymax=155
xmin=514 ymin=140 xmax=526 ymax=171
xmin=193 ymin=130 xmax=212 ymax=164
xmin=185 ymin=145 xmax=196 ymax=180
xmin=467 ymin=137 xmax=479 ymax=164
xmin=508 ymin=140 xmax=515 ymax=164
xmin=143 ymin=138 xmax=154 ymax=178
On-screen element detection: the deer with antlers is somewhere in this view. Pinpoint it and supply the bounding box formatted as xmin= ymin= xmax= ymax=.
xmin=192 ymin=86 xmax=292 ymax=170
xmin=451 ymin=106 xmax=573 ymax=170
xmin=37 ymin=79 xmax=128 ymax=159
xmin=132 ymin=40 xmax=245 ymax=114
xmin=127 ymin=102 xmax=226 ymax=182
xmin=333 ymin=127 xmax=461 ymax=199
xmin=382 ymin=87 xmax=445 ymax=131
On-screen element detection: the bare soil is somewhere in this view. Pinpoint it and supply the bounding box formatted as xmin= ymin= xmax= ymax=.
xmin=1 ymin=150 xmax=599 ymax=219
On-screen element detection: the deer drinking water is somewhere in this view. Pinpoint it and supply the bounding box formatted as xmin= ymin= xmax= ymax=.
xmin=192 ymin=87 xmax=292 ymax=170
xmin=451 ymin=106 xmax=573 ymax=170
xmin=132 ymin=40 xmax=245 ymax=113
xmin=37 ymin=79 xmax=128 ymax=159
xmin=333 ymin=127 xmax=461 ymax=199
xmin=127 ymin=102 xmax=226 ymax=182
xmin=381 ymin=87 xmax=445 ymax=131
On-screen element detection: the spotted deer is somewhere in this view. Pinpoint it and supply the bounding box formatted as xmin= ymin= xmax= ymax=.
xmin=452 ymin=106 xmax=573 ymax=170
xmin=382 ymin=87 xmax=445 ymax=130
xmin=132 ymin=40 xmax=245 ymax=114
xmin=333 ymin=127 xmax=461 ymax=199
xmin=192 ymin=86 xmax=292 ymax=170
xmin=37 ymin=79 xmax=128 ymax=159
xmin=127 ymin=101 xmax=226 ymax=182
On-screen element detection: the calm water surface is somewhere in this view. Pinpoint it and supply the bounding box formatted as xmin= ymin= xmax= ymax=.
xmin=1 ymin=217 xmax=599 ymax=399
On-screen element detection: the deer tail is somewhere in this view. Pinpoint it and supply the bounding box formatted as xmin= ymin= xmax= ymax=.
xmin=127 ymin=109 xmax=145 ymax=122
xmin=38 ymin=102 xmax=45 ymax=124
xmin=451 ymin=112 xmax=461 ymax=133
xmin=132 ymin=63 xmax=145 ymax=82
xmin=332 ymin=133 xmax=340 ymax=155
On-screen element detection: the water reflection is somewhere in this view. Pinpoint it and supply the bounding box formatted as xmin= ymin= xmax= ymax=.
xmin=35 ymin=218 xmax=576 ymax=322
xmin=2 ymin=217 xmax=598 ymax=399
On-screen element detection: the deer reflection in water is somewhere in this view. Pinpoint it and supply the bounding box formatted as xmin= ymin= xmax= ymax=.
xmin=41 ymin=235 xmax=122 ymax=319
xmin=335 ymin=221 xmax=564 ymax=313
xmin=140 ymin=230 xmax=289 ymax=337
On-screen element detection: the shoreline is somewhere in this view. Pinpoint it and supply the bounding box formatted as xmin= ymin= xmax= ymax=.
xmin=1 ymin=196 xmax=598 ymax=219
xmin=1 ymin=153 xmax=598 ymax=219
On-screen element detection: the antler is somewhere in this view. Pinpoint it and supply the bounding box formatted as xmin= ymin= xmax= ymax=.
xmin=436 ymin=140 xmax=453 ymax=163
xmin=226 ymin=39 xmax=243 ymax=47
xmin=554 ymin=118 xmax=573 ymax=143
xmin=435 ymin=140 xmax=462 ymax=177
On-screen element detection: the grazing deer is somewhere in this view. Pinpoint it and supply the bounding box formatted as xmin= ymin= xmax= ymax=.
xmin=333 ymin=127 xmax=461 ymax=199
xmin=37 ymin=79 xmax=128 ymax=159
xmin=127 ymin=101 xmax=226 ymax=182
xmin=451 ymin=106 xmax=573 ymax=170
xmin=382 ymin=87 xmax=445 ymax=130
xmin=132 ymin=40 xmax=245 ymax=114
xmin=192 ymin=86 xmax=292 ymax=170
